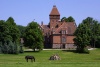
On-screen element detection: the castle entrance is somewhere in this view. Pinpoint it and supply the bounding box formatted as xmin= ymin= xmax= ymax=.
xmin=62 ymin=44 xmax=65 ymax=49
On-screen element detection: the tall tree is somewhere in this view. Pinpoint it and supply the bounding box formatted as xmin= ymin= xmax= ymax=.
xmin=23 ymin=21 xmax=44 ymax=51
xmin=0 ymin=19 xmax=20 ymax=54
xmin=74 ymin=23 xmax=91 ymax=53
xmin=0 ymin=20 xmax=11 ymax=45
xmin=95 ymin=23 xmax=100 ymax=47
xmin=6 ymin=17 xmax=20 ymax=43
xmin=82 ymin=17 xmax=100 ymax=48
xmin=74 ymin=17 xmax=100 ymax=53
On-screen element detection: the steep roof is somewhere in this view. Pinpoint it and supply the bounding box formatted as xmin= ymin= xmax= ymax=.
xmin=49 ymin=5 xmax=60 ymax=16
xmin=53 ymin=22 xmax=77 ymax=34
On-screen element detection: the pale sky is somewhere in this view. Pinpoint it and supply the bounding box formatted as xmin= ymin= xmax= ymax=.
xmin=0 ymin=0 xmax=100 ymax=26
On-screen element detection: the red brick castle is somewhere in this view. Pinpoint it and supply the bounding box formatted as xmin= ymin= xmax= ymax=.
xmin=40 ymin=5 xmax=77 ymax=49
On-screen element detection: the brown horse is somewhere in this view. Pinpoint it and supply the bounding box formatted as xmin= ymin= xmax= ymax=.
xmin=25 ymin=55 xmax=35 ymax=62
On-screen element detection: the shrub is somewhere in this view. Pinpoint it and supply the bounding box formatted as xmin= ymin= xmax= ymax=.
xmin=76 ymin=47 xmax=90 ymax=54
xmin=0 ymin=41 xmax=20 ymax=54
xmin=83 ymin=48 xmax=90 ymax=54
xmin=19 ymin=44 xmax=24 ymax=53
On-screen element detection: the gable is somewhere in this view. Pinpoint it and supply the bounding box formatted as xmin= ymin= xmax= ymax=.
xmin=54 ymin=22 xmax=76 ymax=34
xmin=54 ymin=22 xmax=68 ymax=34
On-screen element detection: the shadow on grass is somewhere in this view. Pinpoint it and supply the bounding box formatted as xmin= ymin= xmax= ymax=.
xmin=62 ymin=50 xmax=77 ymax=53
xmin=95 ymin=58 xmax=100 ymax=60
xmin=62 ymin=50 xmax=90 ymax=54
xmin=24 ymin=51 xmax=40 ymax=53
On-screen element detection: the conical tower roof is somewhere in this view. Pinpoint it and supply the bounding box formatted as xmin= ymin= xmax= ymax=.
xmin=49 ymin=5 xmax=60 ymax=16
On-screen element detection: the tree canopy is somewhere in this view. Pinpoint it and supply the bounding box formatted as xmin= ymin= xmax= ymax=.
xmin=82 ymin=17 xmax=100 ymax=48
xmin=74 ymin=23 xmax=91 ymax=53
xmin=6 ymin=17 xmax=20 ymax=43
xmin=61 ymin=16 xmax=75 ymax=22
xmin=17 ymin=25 xmax=26 ymax=37
xmin=0 ymin=17 xmax=21 ymax=54
xmin=74 ymin=17 xmax=100 ymax=53
xmin=0 ymin=20 xmax=10 ymax=45
xmin=23 ymin=21 xmax=44 ymax=51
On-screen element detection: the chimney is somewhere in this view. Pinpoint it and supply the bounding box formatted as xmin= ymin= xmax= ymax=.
xmin=41 ymin=21 xmax=43 ymax=25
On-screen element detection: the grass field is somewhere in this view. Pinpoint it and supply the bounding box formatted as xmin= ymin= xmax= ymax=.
xmin=0 ymin=49 xmax=100 ymax=67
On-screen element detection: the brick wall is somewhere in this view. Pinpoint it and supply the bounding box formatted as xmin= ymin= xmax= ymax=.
xmin=53 ymin=36 xmax=61 ymax=43
xmin=66 ymin=36 xmax=75 ymax=43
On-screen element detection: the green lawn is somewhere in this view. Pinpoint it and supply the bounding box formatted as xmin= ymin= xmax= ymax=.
xmin=0 ymin=49 xmax=100 ymax=67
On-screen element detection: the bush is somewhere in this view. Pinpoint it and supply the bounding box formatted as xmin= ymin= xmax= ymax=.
xmin=19 ymin=44 xmax=24 ymax=53
xmin=76 ymin=47 xmax=90 ymax=54
xmin=8 ymin=42 xmax=14 ymax=54
xmin=83 ymin=48 xmax=90 ymax=54
xmin=2 ymin=43 xmax=8 ymax=54
xmin=0 ymin=41 xmax=20 ymax=54
xmin=7 ymin=41 xmax=24 ymax=54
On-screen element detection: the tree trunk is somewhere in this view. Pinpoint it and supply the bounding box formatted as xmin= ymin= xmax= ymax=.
xmin=93 ymin=40 xmax=95 ymax=48
xmin=33 ymin=48 xmax=35 ymax=52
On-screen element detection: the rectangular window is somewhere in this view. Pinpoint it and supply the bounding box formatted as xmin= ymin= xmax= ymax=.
xmin=62 ymin=37 xmax=66 ymax=43
xmin=52 ymin=20 xmax=54 ymax=22
xmin=62 ymin=30 xmax=66 ymax=34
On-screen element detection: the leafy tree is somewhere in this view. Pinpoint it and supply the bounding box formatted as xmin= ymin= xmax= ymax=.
xmin=66 ymin=16 xmax=75 ymax=22
xmin=17 ymin=25 xmax=26 ymax=37
xmin=74 ymin=17 xmax=100 ymax=53
xmin=95 ymin=23 xmax=100 ymax=47
xmin=74 ymin=23 xmax=91 ymax=53
xmin=82 ymin=17 xmax=100 ymax=48
xmin=61 ymin=17 xmax=67 ymax=22
xmin=6 ymin=17 xmax=20 ymax=43
xmin=61 ymin=16 xmax=75 ymax=22
xmin=91 ymin=21 xmax=100 ymax=48
xmin=0 ymin=17 xmax=21 ymax=54
xmin=0 ymin=20 xmax=11 ymax=45
xmin=23 ymin=21 xmax=44 ymax=51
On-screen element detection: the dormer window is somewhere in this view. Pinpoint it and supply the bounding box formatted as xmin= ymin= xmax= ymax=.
xmin=62 ymin=30 xmax=66 ymax=34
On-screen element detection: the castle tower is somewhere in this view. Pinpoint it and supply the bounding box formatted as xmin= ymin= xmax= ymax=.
xmin=49 ymin=5 xmax=60 ymax=28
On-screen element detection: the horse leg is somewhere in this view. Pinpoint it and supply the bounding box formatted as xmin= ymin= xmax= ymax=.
xmin=31 ymin=59 xmax=33 ymax=62
xmin=27 ymin=59 xmax=28 ymax=62
xmin=33 ymin=57 xmax=35 ymax=62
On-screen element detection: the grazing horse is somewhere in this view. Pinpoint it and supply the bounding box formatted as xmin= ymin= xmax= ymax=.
xmin=25 ymin=55 xmax=35 ymax=62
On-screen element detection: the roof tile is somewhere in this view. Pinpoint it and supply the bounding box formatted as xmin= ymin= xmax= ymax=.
xmin=49 ymin=5 xmax=60 ymax=15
